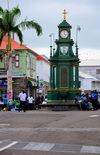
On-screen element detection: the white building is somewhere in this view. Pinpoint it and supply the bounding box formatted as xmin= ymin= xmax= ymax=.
xmin=36 ymin=55 xmax=50 ymax=96
xmin=79 ymin=72 xmax=100 ymax=93
xmin=79 ymin=59 xmax=100 ymax=92
xmin=79 ymin=59 xmax=100 ymax=80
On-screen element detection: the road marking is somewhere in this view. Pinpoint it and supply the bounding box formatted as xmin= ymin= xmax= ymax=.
xmin=0 ymin=141 xmax=18 ymax=152
xmin=8 ymin=141 xmax=100 ymax=154
xmin=89 ymin=115 xmax=99 ymax=117
xmin=0 ymin=127 xmax=100 ymax=132
xmin=0 ymin=124 xmax=10 ymax=126
xmin=81 ymin=145 xmax=100 ymax=154
xmin=23 ymin=142 xmax=55 ymax=151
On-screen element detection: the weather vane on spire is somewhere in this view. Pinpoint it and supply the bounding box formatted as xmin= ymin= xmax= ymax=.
xmin=63 ymin=9 xmax=68 ymax=20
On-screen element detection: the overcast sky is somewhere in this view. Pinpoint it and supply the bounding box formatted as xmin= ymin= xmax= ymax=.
xmin=1 ymin=0 xmax=100 ymax=59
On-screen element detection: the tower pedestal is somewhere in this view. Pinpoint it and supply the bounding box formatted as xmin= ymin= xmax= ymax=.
xmin=40 ymin=89 xmax=81 ymax=111
xmin=47 ymin=89 xmax=81 ymax=104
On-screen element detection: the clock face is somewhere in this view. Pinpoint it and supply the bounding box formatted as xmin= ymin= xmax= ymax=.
xmin=60 ymin=30 xmax=68 ymax=38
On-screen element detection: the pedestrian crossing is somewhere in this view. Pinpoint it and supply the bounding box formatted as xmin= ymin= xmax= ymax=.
xmin=0 ymin=127 xmax=100 ymax=132
xmin=0 ymin=140 xmax=100 ymax=154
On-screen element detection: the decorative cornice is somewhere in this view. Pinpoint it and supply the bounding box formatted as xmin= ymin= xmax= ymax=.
xmin=47 ymin=89 xmax=81 ymax=92
xmin=49 ymin=59 xmax=79 ymax=61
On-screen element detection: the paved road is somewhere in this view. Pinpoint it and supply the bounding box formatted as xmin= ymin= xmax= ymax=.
xmin=0 ymin=110 xmax=100 ymax=155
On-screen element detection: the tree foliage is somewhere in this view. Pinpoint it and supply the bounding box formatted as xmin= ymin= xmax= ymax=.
xmin=0 ymin=5 xmax=42 ymax=46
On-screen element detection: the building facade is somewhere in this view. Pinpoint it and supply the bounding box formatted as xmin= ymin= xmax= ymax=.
xmin=80 ymin=59 xmax=100 ymax=80
xmin=79 ymin=59 xmax=100 ymax=92
xmin=0 ymin=36 xmax=38 ymax=99
xmin=79 ymin=72 xmax=100 ymax=93
xmin=36 ymin=55 xmax=50 ymax=97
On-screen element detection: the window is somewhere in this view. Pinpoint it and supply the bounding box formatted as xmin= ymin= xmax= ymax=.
xmin=15 ymin=54 xmax=19 ymax=67
xmin=73 ymin=66 xmax=75 ymax=81
xmin=96 ymin=69 xmax=100 ymax=74
xmin=33 ymin=58 xmax=36 ymax=71
xmin=61 ymin=67 xmax=68 ymax=87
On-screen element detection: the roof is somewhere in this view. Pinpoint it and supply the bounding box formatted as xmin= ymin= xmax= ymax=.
xmin=58 ymin=20 xmax=72 ymax=28
xmin=80 ymin=59 xmax=100 ymax=66
xmin=0 ymin=36 xmax=50 ymax=63
xmin=79 ymin=72 xmax=100 ymax=81
xmin=40 ymin=54 xmax=48 ymax=60
xmin=0 ymin=35 xmax=38 ymax=56
xmin=36 ymin=55 xmax=49 ymax=63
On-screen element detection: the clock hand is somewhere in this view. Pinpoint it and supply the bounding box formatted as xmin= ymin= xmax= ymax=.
xmin=64 ymin=31 xmax=66 ymax=35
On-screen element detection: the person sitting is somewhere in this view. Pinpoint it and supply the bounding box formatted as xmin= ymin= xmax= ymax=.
xmin=80 ymin=94 xmax=90 ymax=110
xmin=75 ymin=93 xmax=83 ymax=110
xmin=85 ymin=93 xmax=93 ymax=110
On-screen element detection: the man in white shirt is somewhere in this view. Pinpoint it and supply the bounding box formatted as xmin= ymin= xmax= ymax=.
xmin=18 ymin=90 xmax=26 ymax=112
xmin=28 ymin=95 xmax=35 ymax=110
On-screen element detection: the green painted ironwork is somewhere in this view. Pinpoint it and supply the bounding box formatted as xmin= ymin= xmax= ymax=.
xmin=48 ymin=12 xmax=81 ymax=104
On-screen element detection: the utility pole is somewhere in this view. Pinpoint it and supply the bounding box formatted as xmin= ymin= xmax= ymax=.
xmin=7 ymin=0 xmax=9 ymax=10
xmin=75 ymin=25 xmax=81 ymax=57
xmin=6 ymin=0 xmax=13 ymax=110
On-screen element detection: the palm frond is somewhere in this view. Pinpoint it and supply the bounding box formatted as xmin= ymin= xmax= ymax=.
xmin=0 ymin=6 xmax=21 ymax=32
xmin=0 ymin=5 xmax=43 ymax=46
xmin=0 ymin=31 xmax=6 ymax=45
xmin=10 ymin=5 xmax=21 ymax=23
xmin=13 ymin=26 xmax=23 ymax=44
xmin=18 ymin=19 xmax=42 ymax=36
xmin=11 ymin=5 xmax=21 ymax=16
xmin=0 ymin=7 xmax=3 ymax=15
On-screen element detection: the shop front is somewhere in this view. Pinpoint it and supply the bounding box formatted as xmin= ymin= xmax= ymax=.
xmin=0 ymin=80 xmax=7 ymax=109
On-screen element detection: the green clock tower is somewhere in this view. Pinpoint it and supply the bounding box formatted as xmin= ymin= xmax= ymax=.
xmin=47 ymin=10 xmax=81 ymax=110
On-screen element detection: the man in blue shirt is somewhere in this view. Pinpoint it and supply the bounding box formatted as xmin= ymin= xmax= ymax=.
xmin=3 ymin=96 xmax=8 ymax=108
xmin=91 ymin=90 xmax=98 ymax=110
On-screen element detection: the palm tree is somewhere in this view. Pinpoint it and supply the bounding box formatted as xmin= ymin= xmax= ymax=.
xmin=0 ymin=5 xmax=42 ymax=47
xmin=0 ymin=5 xmax=42 ymax=108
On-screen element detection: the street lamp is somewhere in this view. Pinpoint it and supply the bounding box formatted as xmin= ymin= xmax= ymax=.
xmin=49 ymin=33 xmax=55 ymax=56
xmin=75 ymin=26 xmax=81 ymax=57
xmin=37 ymin=76 xmax=39 ymax=98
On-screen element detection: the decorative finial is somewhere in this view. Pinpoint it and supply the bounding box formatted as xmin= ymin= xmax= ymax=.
xmin=63 ymin=9 xmax=68 ymax=20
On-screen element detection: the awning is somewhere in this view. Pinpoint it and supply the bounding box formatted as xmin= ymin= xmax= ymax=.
xmin=28 ymin=81 xmax=32 ymax=86
xmin=27 ymin=81 xmax=37 ymax=86
xmin=32 ymin=81 xmax=37 ymax=86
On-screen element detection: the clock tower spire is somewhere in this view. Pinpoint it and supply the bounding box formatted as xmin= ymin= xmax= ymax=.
xmin=63 ymin=9 xmax=68 ymax=21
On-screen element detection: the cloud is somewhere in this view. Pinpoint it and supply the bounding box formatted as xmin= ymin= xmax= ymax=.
xmin=1 ymin=0 xmax=100 ymax=57
xmin=79 ymin=48 xmax=100 ymax=60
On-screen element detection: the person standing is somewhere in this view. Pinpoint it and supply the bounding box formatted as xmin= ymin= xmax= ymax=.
xmin=15 ymin=98 xmax=20 ymax=110
xmin=28 ymin=95 xmax=35 ymax=110
xmin=3 ymin=96 xmax=8 ymax=110
xmin=18 ymin=90 xmax=26 ymax=112
xmin=26 ymin=97 xmax=29 ymax=110
xmin=91 ymin=90 xmax=98 ymax=110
